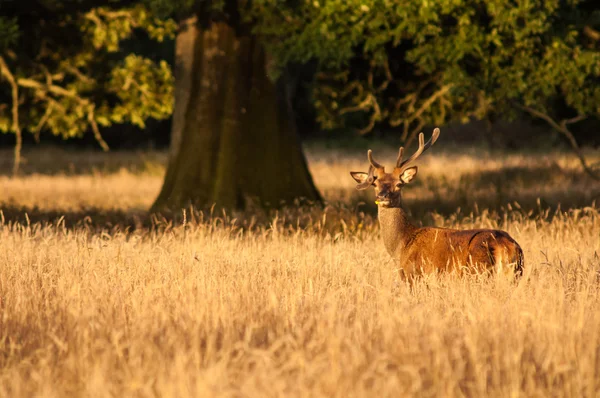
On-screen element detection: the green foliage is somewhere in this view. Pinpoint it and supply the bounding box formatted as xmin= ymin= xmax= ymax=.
xmin=0 ymin=17 xmax=19 ymax=50
xmin=83 ymin=6 xmax=177 ymax=50
xmin=0 ymin=3 xmax=176 ymax=144
xmin=142 ymin=0 xmax=224 ymax=19
xmin=251 ymin=0 xmax=600 ymax=139
xmin=4 ymin=0 xmax=598 ymax=149
xmin=102 ymin=55 xmax=173 ymax=127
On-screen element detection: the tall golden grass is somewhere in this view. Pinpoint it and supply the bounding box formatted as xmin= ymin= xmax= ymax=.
xmin=0 ymin=145 xmax=599 ymax=397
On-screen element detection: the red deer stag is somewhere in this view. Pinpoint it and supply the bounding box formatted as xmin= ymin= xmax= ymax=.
xmin=350 ymin=128 xmax=523 ymax=281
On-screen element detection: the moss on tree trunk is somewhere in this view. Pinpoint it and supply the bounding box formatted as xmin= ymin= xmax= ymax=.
xmin=152 ymin=18 xmax=321 ymax=212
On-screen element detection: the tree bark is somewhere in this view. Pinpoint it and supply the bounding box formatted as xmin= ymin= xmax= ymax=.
xmin=152 ymin=19 xmax=321 ymax=212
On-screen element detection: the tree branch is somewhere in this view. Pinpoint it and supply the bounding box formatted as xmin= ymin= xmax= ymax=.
xmin=392 ymin=84 xmax=452 ymax=145
xmin=519 ymin=104 xmax=599 ymax=180
xmin=409 ymin=84 xmax=452 ymax=124
xmin=87 ymin=107 xmax=109 ymax=152
xmin=17 ymin=77 xmax=80 ymax=99
xmin=33 ymin=102 xmax=54 ymax=143
xmin=583 ymin=25 xmax=600 ymax=42
xmin=339 ymin=93 xmax=373 ymax=115
xmin=17 ymin=76 xmax=110 ymax=151
xmin=0 ymin=56 xmax=22 ymax=175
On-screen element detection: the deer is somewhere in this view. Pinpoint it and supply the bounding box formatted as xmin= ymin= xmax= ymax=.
xmin=350 ymin=128 xmax=524 ymax=282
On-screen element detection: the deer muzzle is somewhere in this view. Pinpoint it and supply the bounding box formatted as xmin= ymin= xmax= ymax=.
xmin=375 ymin=192 xmax=392 ymax=206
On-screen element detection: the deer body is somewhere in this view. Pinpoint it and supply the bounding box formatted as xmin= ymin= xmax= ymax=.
xmin=378 ymin=207 xmax=523 ymax=279
xmin=351 ymin=128 xmax=523 ymax=279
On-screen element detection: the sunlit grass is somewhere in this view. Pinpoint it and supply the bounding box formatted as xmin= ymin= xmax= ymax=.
xmin=0 ymin=144 xmax=599 ymax=396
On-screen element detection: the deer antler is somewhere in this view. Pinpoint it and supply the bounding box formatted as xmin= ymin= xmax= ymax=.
xmin=395 ymin=127 xmax=440 ymax=173
xmin=368 ymin=149 xmax=384 ymax=172
xmin=355 ymin=149 xmax=385 ymax=190
xmin=395 ymin=146 xmax=404 ymax=168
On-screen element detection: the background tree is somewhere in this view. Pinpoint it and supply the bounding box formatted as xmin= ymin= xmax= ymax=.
xmin=254 ymin=0 xmax=600 ymax=176
xmin=0 ymin=0 xmax=322 ymax=212
xmin=147 ymin=0 xmax=321 ymax=212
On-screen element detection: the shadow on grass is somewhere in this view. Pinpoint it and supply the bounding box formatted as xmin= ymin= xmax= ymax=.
xmin=0 ymin=147 xmax=167 ymax=177
xmin=0 ymin=206 xmax=150 ymax=231
xmin=0 ymin=163 xmax=597 ymax=232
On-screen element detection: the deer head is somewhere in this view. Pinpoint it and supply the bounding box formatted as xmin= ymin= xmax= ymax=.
xmin=350 ymin=128 xmax=440 ymax=207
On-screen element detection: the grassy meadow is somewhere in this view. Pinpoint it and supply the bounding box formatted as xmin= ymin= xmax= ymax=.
xmin=0 ymin=144 xmax=599 ymax=397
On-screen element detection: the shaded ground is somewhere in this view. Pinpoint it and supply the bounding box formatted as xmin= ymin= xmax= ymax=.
xmin=0 ymin=145 xmax=598 ymax=231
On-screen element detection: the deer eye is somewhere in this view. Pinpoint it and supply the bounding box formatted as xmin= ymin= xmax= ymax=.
xmin=396 ymin=182 xmax=403 ymax=188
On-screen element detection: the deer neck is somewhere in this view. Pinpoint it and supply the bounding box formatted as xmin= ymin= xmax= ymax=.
xmin=377 ymin=205 xmax=417 ymax=256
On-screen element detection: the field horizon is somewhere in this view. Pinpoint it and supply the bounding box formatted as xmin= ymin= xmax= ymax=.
xmin=0 ymin=144 xmax=599 ymax=397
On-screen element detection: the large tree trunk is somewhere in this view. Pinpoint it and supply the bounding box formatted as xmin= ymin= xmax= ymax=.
xmin=152 ymin=17 xmax=321 ymax=212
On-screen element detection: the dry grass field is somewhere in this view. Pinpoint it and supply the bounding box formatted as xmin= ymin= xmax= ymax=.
xmin=0 ymin=144 xmax=599 ymax=397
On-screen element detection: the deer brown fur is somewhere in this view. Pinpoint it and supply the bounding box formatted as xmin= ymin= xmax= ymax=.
xmin=351 ymin=128 xmax=523 ymax=281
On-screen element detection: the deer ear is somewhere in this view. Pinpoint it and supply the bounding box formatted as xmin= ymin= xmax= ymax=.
xmin=350 ymin=171 xmax=376 ymax=189
xmin=400 ymin=166 xmax=418 ymax=184
xmin=350 ymin=171 xmax=369 ymax=184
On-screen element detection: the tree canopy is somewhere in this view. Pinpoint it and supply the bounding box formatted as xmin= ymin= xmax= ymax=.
xmin=0 ymin=1 xmax=175 ymax=172
xmin=253 ymin=0 xmax=600 ymax=146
